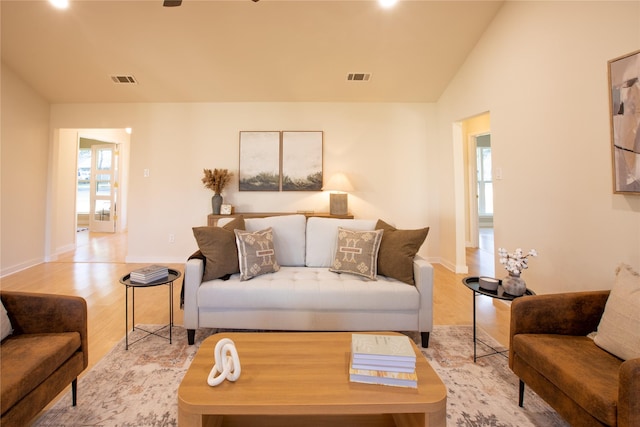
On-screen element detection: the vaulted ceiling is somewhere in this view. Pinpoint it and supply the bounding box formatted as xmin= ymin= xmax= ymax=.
xmin=1 ymin=0 xmax=504 ymax=103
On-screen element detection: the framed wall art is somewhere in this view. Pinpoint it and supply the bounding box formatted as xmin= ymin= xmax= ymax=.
xmin=281 ymin=131 xmax=323 ymax=191
xmin=608 ymin=49 xmax=640 ymax=195
xmin=239 ymin=131 xmax=281 ymax=191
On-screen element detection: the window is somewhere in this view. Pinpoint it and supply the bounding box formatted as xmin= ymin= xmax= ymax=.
xmin=476 ymin=143 xmax=493 ymax=216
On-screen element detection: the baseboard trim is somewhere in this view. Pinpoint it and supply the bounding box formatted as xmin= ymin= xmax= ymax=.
xmin=1 ymin=257 xmax=45 ymax=279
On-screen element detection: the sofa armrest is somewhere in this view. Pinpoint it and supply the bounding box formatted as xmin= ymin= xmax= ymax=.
xmin=413 ymin=255 xmax=434 ymax=334
xmin=619 ymin=358 xmax=640 ymax=427
xmin=183 ymin=258 xmax=205 ymax=330
xmin=0 ymin=291 xmax=88 ymax=368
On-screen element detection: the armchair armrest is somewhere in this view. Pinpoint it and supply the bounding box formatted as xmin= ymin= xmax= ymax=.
xmin=620 ymin=358 xmax=640 ymax=427
xmin=0 ymin=291 xmax=88 ymax=367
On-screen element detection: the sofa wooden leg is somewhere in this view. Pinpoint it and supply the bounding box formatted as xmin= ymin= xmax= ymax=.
xmin=188 ymin=329 xmax=195 ymax=345
xmin=519 ymin=379 xmax=525 ymax=407
xmin=421 ymin=332 xmax=430 ymax=348
xmin=72 ymin=378 xmax=78 ymax=406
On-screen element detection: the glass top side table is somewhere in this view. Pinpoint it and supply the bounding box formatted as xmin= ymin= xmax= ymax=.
xmin=462 ymin=276 xmax=535 ymax=362
xmin=120 ymin=268 xmax=181 ymax=350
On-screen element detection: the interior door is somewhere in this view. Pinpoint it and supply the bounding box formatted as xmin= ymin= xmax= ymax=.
xmin=89 ymin=144 xmax=117 ymax=233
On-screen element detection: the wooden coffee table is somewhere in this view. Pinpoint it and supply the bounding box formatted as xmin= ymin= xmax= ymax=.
xmin=178 ymin=332 xmax=446 ymax=427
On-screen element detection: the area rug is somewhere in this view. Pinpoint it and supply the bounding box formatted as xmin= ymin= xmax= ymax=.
xmin=34 ymin=325 xmax=569 ymax=427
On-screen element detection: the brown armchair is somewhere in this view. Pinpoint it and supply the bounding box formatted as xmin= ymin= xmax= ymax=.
xmin=1 ymin=291 xmax=88 ymax=426
xmin=509 ymin=290 xmax=640 ymax=426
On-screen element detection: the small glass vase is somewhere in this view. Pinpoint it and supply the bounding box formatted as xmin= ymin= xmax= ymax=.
xmin=211 ymin=193 xmax=223 ymax=215
xmin=502 ymin=272 xmax=526 ymax=296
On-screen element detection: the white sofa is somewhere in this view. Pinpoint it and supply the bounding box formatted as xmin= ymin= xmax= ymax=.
xmin=183 ymin=215 xmax=433 ymax=346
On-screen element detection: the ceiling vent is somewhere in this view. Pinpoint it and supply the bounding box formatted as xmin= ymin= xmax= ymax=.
xmin=347 ymin=73 xmax=371 ymax=82
xmin=110 ymin=75 xmax=138 ymax=84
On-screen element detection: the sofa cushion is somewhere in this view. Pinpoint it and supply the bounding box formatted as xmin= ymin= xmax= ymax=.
xmin=306 ymin=218 xmax=376 ymax=267
xmin=375 ymin=219 xmax=429 ymax=286
xmin=192 ymin=216 xmax=246 ymax=282
xmin=198 ymin=267 xmax=420 ymax=311
xmin=0 ymin=332 xmax=81 ymax=412
xmin=235 ymin=228 xmax=280 ymax=281
xmin=512 ymin=333 xmax=620 ymax=426
xmin=220 ymin=215 xmax=306 ymax=267
xmin=1 ymin=300 xmax=12 ymax=341
xmin=329 ymin=228 xmax=383 ymax=280
xmin=594 ymin=263 xmax=640 ymax=360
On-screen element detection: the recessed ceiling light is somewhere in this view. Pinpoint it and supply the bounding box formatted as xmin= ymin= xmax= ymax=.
xmin=379 ymin=0 xmax=398 ymax=9
xmin=49 ymin=0 xmax=69 ymax=9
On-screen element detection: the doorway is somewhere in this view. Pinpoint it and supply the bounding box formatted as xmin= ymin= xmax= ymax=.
xmin=456 ymin=112 xmax=495 ymax=275
xmin=474 ymin=134 xmax=494 ymax=253
xmin=76 ymin=138 xmax=119 ymax=233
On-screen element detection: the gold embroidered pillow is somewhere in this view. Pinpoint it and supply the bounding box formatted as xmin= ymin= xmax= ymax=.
xmin=329 ymin=227 xmax=384 ymax=280
xmin=234 ymin=227 xmax=280 ymax=281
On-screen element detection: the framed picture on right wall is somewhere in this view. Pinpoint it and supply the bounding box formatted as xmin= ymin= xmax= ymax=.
xmin=608 ymin=49 xmax=640 ymax=194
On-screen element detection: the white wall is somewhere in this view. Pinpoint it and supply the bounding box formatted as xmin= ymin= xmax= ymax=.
xmin=50 ymin=102 xmax=437 ymax=263
xmin=1 ymin=64 xmax=50 ymax=276
xmin=436 ymin=1 xmax=640 ymax=293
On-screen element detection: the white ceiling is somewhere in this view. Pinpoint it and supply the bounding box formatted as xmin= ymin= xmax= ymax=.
xmin=1 ymin=0 xmax=504 ymax=103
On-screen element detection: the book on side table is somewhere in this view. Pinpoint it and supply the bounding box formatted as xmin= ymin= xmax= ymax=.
xmin=130 ymin=265 xmax=169 ymax=284
xmin=349 ymin=333 xmax=418 ymax=388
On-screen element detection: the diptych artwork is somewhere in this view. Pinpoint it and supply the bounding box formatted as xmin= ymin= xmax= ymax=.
xmin=239 ymin=131 xmax=323 ymax=192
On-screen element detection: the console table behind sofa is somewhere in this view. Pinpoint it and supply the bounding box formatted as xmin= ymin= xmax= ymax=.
xmin=207 ymin=212 xmax=353 ymax=226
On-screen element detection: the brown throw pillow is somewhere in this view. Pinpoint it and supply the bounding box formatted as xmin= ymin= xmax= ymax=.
xmin=235 ymin=227 xmax=280 ymax=281
xmin=192 ymin=216 xmax=245 ymax=282
xmin=375 ymin=219 xmax=429 ymax=285
xmin=329 ymin=227 xmax=384 ymax=280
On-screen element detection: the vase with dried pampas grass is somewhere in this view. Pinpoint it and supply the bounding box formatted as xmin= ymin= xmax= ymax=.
xmin=202 ymin=168 xmax=232 ymax=214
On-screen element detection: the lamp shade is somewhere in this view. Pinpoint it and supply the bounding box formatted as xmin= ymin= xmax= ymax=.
xmin=323 ymin=172 xmax=354 ymax=192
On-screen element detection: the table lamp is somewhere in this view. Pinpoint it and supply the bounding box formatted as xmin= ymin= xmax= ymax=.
xmin=324 ymin=173 xmax=353 ymax=216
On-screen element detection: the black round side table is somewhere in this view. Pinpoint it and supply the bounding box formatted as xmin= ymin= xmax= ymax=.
xmin=120 ymin=268 xmax=181 ymax=350
xmin=462 ymin=276 xmax=535 ymax=362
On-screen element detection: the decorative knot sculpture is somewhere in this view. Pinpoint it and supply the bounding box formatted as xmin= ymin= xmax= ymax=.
xmin=207 ymin=338 xmax=241 ymax=387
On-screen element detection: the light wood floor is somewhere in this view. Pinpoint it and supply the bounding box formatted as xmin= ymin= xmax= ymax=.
xmin=1 ymin=230 xmax=509 ymax=372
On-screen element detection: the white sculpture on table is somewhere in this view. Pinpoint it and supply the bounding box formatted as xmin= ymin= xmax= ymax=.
xmin=207 ymin=338 xmax=241 ymax=387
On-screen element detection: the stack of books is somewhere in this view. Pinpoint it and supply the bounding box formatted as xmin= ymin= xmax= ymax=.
xmin=130 ymin=265 xmax=169 ymax=284
xmin=349 ymin=333 xmax=418 ymax=388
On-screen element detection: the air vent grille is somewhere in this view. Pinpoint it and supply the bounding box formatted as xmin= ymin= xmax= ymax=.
xmin=347 ymin=73 xmax=371 ymax=82
xmin=110 ymin=75 xmax=138 ymax=84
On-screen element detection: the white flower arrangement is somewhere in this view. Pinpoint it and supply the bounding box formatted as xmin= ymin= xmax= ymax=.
xmin=498 ymin=247 xmax=537 ymax=275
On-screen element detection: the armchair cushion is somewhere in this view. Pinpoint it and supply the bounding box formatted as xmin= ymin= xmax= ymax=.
xmin=594 ymin=263 xmax=640 ymax=360
xmin=511 ymin=334 xmax=620 ymax=426
xmin=1 ymin=332 xmax=81 ymax=411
